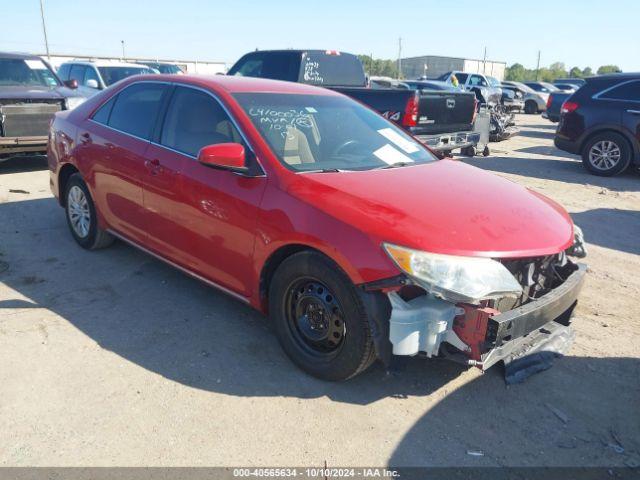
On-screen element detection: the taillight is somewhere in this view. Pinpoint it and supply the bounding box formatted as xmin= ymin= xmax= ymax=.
xmin=546 ymin=94 xmax=553 ymax=110
xmin=402 ymin=93 xmax=418 ymax=127
xmin=471 ymin=98 xmax=478 ymax=124
xmin=561 ymin=101 xmax=579 ymax=114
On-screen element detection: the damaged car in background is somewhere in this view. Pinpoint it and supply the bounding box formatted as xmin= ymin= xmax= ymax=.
xmin=0 ymin=52 xmax=86 ymax=161
xmin=48 ymin=74 xmax=587 ymax=383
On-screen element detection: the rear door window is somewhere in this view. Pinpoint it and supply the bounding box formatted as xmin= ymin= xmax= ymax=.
xmin=160 ymin=86 xmax=243 ymax=157
xmin=600 ymin=81 xmax=640 ymax=102
xmin=107 ymin=83 xmax=167 ymax=139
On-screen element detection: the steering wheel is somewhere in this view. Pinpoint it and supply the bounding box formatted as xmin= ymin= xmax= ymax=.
xmin=332 ymin=140 xmax=364 ymax=157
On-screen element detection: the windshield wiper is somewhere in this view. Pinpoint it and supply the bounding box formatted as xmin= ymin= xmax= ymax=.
xmin=376 ymin=162 xmax=413 ymax=170
xmin=300 ymin=168 xmax=345 ymax=173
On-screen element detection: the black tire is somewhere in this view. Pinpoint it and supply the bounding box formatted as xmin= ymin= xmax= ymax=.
xmin=64 ymin=173 xmax=114 ymax=250
xmin=461 ymin=146 xmax=476 ymax=157
xmin=581 ymin=132 xmax=631 ymax=177
xmin=524 ymin=101 xmax=538 ymax=114
xmin=269 ymin=251 xmax=376 ymax=381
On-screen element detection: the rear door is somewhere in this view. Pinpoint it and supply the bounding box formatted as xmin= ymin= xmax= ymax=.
xmin=78 ymin=81 xmax=169 ymax=244
xmin=598 ymin=80 xmax=640 ymax=149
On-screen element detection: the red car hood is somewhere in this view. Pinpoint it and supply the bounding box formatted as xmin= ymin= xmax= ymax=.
xmin=285 ymin=160 xmax=574 ymax=258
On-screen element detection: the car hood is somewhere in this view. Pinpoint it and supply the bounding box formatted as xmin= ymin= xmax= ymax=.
xmin=285 ymin=160 xmax=574 ymax=258
xmin=0 ymin=85 xmax=84 ymax=100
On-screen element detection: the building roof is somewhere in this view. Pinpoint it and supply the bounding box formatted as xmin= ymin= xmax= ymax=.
xmin=401 ymin=54 xmax=507 ymax=65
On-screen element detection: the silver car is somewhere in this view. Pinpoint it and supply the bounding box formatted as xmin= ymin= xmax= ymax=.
xmin=502 ymin=81 xmax=549 ymax=114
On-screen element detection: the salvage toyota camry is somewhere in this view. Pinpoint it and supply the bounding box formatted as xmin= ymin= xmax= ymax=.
xmin=48 ymin=75 xmax=587 ymax=382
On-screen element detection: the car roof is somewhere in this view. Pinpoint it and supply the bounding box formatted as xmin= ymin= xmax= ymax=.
xmin=124 ymin=74 xmax=340 ymax=96
xmin=586 ymin=72 xmax=640 ymax=82
xmin=61 ymin=60 xmax=150 ymax=68
xmin=0 ymin=51 xmax=45 ymax=60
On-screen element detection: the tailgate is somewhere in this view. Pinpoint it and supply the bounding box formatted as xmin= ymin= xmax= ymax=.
xmin=415 ymin=91 xmax=475 ymax=134
xmin=331 ymin=86 xmax=414 ymax=126
xmin=0 ymin=102 xmax=62 ymax=137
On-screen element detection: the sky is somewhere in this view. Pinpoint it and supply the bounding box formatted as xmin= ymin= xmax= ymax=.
xmin=1 ymin=0 xmax=638 ymax=71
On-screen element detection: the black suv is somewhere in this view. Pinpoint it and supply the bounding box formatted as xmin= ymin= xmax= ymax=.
xmin=554 ymin=73 xmax=640 ymax=176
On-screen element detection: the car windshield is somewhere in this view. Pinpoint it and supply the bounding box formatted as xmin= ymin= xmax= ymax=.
xmin=234 ymin=92 xmax=436 ymax=172
xmin=97 ymin=66 xmax=153 ymax=86
xmin=0 ymin=58 xmax=60 ymax=87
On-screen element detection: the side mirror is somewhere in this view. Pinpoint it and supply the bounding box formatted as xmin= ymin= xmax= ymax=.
xmin=64 ymin=79 xmax=78 ymax=89
xmin=85 ymin=79 xmax=100 ymax=89
xmin=197 ymin=143 xmax=247 ymax=173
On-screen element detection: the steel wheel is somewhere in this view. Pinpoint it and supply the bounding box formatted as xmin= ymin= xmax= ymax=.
xmin=589 ymin=140 xmax=621 ymax=171
xmin=285 ymin=278 xmax=346 ymax=356
xmin=67 ymin=185 xmax=91 ymax=238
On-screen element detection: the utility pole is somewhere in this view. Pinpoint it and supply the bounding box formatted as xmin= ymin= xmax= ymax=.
xmin=535 ymin=50 xmax=541 ymax=81
xmin=482 ymin=46 xmax=487 ymax=74
xmin=121 ymin=40 xmax=126 ymax=60
xmin=39 ymin=0 xmax=51 ymax=60
xmin=397 ymin=37 xmax=402 ymax=80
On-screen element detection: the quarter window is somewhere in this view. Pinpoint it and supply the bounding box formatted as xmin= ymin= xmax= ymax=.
xmin=600 ymin=81 xmax=640 ymax=101
xmin=160 ymin=86 xmax=243 ymax=157
xmin=108 ymin=83 xmax=167 ymax=139
xmin=92 ymin=96 xmax=116 ymax=125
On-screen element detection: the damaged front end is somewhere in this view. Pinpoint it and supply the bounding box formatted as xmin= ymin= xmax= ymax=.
xmin=376 ymin=228 xmax=587 ymax=383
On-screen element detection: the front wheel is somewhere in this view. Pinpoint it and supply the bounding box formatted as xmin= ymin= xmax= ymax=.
xmin=269 ymin=251 xmax=376 ymax=381
xmin=581 ymin=132 xmax=631 ymax=177
xmin=64 ymin=174 xmax=114 ymax=249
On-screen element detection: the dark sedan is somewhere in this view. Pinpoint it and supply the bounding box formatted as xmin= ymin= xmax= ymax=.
xmin=554 ymin=73 xmax=640 ymax=176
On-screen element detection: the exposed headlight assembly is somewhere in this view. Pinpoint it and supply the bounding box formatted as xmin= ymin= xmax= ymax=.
xmin=383 ymin=243 xmax=523 ymax=304
xmin=65 ymin=96 xmax=86 ymax=111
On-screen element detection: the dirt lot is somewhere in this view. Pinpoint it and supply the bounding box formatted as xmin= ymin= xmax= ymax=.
xmin=1 ymin=115 xmax=639 ymax=468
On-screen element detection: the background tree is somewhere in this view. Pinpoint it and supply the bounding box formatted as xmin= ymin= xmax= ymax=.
xmin=597 ymin=65 xmax=622 ymax=75
xmin=569 ymin=66 xmax=583 ymax=78
xmin=358 ymin=55 xmax=398 ymax=78
xmin=582 ymin=66 xmax=593 ymax=77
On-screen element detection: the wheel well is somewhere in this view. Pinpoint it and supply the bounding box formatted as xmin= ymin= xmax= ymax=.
xmin=580 ymin=129 xmax=634 ymax=158
xmin=259 ymin=244 xmax=325 ymax=311
xmin=58 ymin=164 xmax=79 ymax=206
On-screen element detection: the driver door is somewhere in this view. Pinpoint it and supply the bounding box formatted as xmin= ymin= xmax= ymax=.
xmin=143 ymin=86 xmax=267 ymax=297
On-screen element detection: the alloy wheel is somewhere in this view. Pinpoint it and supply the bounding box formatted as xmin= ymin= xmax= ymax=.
xmin=67 ymin=185 xmax=91 ymax=238
xmin=589 ymin=140 xmax=621 ymax=171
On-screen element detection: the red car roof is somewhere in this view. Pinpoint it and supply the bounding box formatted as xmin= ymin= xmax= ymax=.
xmin=136 ymin=74 xmax=339 ymax=96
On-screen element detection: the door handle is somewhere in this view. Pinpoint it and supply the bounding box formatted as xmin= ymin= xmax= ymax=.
xmin=145 ymin=158 xmax=163 ymax=175
xmin=627 ymin=109 xmax=640 ymax=115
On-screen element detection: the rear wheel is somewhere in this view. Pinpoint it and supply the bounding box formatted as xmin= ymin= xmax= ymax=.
xmin=581 ymin=132 xmax=631 ymax=177
xmin=269 ymin=251 xmax=376 ymax=381
xmin=524 ymin=101 xmax=538 ymax=114
xmin=64 ymin=174 xmax=114 ymax=249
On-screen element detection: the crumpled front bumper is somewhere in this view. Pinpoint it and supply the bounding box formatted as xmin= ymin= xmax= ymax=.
xmin=464 ymin=264 xmax=587 ymax=383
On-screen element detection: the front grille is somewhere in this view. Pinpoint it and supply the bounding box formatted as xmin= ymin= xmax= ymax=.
xmin=0 ymin=101 xmax=62 ymax=137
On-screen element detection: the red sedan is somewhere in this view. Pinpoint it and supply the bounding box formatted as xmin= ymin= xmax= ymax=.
xmin=48 ymin=75 xmax=587 ymax=382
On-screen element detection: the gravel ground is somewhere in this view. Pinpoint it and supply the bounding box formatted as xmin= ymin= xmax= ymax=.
xmin=0 ymin=114 xmax=638 ymax=468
